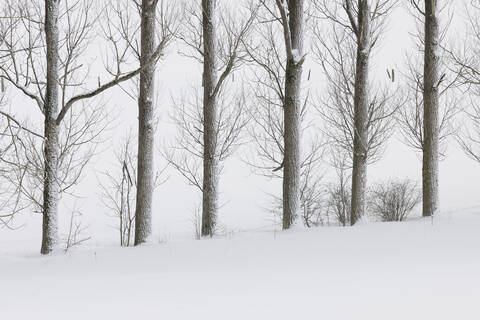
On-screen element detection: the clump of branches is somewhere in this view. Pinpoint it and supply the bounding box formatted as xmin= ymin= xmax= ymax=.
xmin=311 ymin=1 xmax=401 ymax=166
xmin=368 ymin=179 xmax=421 ymax=222
xmin=99 ymin=133 xmax=167 ymax=247
xmin=165 ymin=87 xmax=249 ymax=192
xmin=457 ymin=104 xmax=480 ymax=163
xmin=0 ymin=102 xmax=107 ymax=215
xmin=0 ymin=89 xmax=25 ymax=229
xmin=100 ymin=0 xmax=179 ymax=97
xmin=449 ymin=3 xmax=480 ymax=163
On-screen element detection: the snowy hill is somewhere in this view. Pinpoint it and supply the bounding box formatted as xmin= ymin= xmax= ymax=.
xmin=1 ymin=212 xmax=480 ymax=319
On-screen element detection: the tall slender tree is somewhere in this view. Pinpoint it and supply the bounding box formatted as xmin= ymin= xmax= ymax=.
xmin=274 ymin=0 xmax=305 ymax=229
xmin=167 ymin=1 xmax=256 ymax=236
xmin=314 ymin=0 xmax=398 ymax=225
xmin=42 ymin=0 xmax=61 ymax=254
xmin=201 ymin=0 xmax=218 ymax=236
xmin=422 ymin=0 xmax=440 ymax=217
xmin=349 ymin=0 xmax=371 ymax=225
xmin=101 ymin=0 xmax=177 ymax=245
xmin=134 ymin=0 xmax=158 ymax=245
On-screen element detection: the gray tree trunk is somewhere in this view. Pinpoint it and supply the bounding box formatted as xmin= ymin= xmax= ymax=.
xmin=134 ymin=0 xmax=157 ymax=245
xmin=41 ymin=0 xmax=60 ymax=254
xmin=201 ymin=0 xmax=219 ymax=236
xmin=350 ymin=0 xmax=371 ymax=225
xmin=422 ymin=0 xmax=440 ymax=217
xmin=282 ymin=0 xmax=304 ymax=229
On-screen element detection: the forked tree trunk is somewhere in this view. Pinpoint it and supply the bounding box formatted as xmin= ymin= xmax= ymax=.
xmin=350 ymin=0 xmax=371 ymax=226
xmin=422 ymin=0 xmax=440 ymax=217
xmin=134 ymin=0 xmax=157 ymax=245
xmin=282 ymin=0 xmax=304 ymax=229
xmin=41 ymin=0 xmax=60 ymax=254
xmin=201 ymin=0 xmax=219 ymax=236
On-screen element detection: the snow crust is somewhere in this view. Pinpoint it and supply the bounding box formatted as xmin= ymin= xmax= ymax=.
xmin=1 ymin=212 xmax=480 ymax=319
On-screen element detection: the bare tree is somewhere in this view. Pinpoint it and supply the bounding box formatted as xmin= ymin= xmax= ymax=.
xmin=397 ymin=1 xmax=459 ymax=160
xmin=276 ymin=0 xmax=305 ymax=230
xmin=312 ymin=0 xmax=399 ymax=225
xmin=133 ymin=0 xmax=176 ymax=245
xmin=0 ymin=0 xmax=168 ymax=254
xmin=311 ymin=13 xmax=399 ymax=168
xmin=166 ymin=0 xmax=256 ymax=236
xmin=201 ymin=0 xmax=220 ymax=237
xmin=405 ymin=0 xmax=454 ymax=217
xmin=421 ymin=0 xmax=440 ymax=218
xmin=242 ymin=15 xmax=324 ymax=228
xmin=101 ymin=0 xmax=177 ymax=245
xmin=250 ymin=0 xmax=306 ymax=229
xmin=135 ymin=0 xmax=157 ymax=245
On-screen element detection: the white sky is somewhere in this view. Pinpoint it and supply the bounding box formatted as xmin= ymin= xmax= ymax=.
xmin=2 ymin=1 xmax=480 ymax=243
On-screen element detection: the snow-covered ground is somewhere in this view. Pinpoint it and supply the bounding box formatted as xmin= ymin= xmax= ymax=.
xmin=1 ymin=212 xmax=480 ymax=319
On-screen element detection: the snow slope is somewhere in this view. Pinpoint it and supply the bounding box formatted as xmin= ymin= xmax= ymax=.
xmin=1 ymin=212 xmax=480 ymax=320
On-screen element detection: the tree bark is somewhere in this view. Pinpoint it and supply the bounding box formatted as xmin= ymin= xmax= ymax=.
xmin=282 ymin=0 xmax=304 ymax=229
xmin=350 ymin=0 xmax=371 ymax=225
xmin=41 ymin=0 xmax=60 ymax=254
xmin=422 ymin=0 xmax=440 ymax=217
xmin=134 ymin=0 xmax=157 ymax=245
xmin=201 ymin=0 xmax=219 ymax=236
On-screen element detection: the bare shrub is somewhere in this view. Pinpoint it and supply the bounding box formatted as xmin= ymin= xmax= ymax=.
xmin=99 ymin=133 xmax=167 ymax=247
xmin=191 ymin=208 xmax=201 ymax=240
xmin=299 ymin=163 xmax=326 ymax=227
xmin=368 ymin=179 xmax=421 ymax=222
xmin=63 ymin=209 xmax=91 ymax=253
xmin=325 ymin=159 xmax=351 ymax=227
xmin=99 ymin=135 xmax=136 ymax=247
xmin=267 ymin=168 xmax=326 ymax=229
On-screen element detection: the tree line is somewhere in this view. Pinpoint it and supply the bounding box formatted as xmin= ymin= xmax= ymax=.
xmin=1 ymin=0 xmax=479 ymax=254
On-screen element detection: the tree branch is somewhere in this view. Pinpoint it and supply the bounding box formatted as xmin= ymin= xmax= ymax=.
xmin=56 ymin=42 xmax=165 ymax=125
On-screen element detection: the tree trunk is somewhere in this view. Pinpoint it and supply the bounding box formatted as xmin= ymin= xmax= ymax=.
xmin=134 ymin=0 xmax=157 ymax=245
xmin=201 ymin=0 xmax=219 ymax=236
xmin=422 ymin=0 xmax=440 ymax=217
xmin=282 ymin=0 xmax=304 ymax=229
xmin=41 ymin=0 xmax=60 ymax=255
xmin=350 ymin=0 xmax=371 ymax=226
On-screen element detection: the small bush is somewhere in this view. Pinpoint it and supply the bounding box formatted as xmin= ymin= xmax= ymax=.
xmin=325 ymin=159 xmax=352 ymax=226
xmin=368 ymin=179 xmax=421 ymax=222
xmin=326 ymin=181 xmax=351 ymax=226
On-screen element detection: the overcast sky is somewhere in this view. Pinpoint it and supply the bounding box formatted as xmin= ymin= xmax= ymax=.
xmin=3 ymin=1 xmax=480 ymax=243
